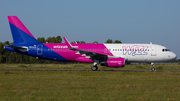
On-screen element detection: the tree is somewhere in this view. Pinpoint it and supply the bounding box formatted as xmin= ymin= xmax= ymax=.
xmin=92 ymin=41 xmax=98 ymax=43
xmin=105 ymin=39 xmax=113 ymax=43
xmin=45 ymin=36 xmax=62 ymax=43
xmin=46 ymin=37 xmax=55 ymax=43
xmin=73 ymin=41 xmax=86 ymax=43
xmin=37 ymin=37 xmax=45 ymax=43
xmin=0 ymin=42 xmax=4 ymax=54
xmin=4 ymin=41 xmax=10 ymax=45
xmin=80 ymin=41 xmax=85 ymax=43
xmin=29 ymin=56 xmax=36 ymax=63
xmin=114 ymin=40 xmax=122 ymax=43
xmin=75 ymin=41 xmax=80 ymax=43
xmin=56 ymin=36 xmax=62 ymax=43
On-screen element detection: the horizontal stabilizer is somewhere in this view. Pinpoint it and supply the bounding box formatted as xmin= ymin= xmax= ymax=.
xmin=5 ymin=44 xmax=27 ymax=50
xmin=5 ymin=44 xmax=28 ymax=52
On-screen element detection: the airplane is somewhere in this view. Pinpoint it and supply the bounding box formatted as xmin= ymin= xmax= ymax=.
xmin=4 ymin=16 xmax=177 ymax=71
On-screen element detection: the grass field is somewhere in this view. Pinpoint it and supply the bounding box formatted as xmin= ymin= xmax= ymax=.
xmin=0 ymin=64 xmax=180 ymax=101
xmin=0 ymin=63 xmax=180 ymax=71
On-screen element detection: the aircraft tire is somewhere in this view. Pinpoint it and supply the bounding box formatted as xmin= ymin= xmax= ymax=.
xmin=91 ymin=66 xmax=98 ymax=71
xmin=151 ymin=68 xmax=155 ymax=71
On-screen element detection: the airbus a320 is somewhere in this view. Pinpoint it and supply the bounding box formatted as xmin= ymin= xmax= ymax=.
xmin=4 ymin=16 xmax=177 ymax=71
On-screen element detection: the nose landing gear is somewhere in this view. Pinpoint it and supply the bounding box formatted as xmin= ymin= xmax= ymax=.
xmin=151 ymin=62 xmax=155 ymax=71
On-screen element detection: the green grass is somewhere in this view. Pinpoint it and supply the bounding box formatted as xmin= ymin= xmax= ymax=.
xmin=0 ymin=64 xmax=180 ymax=101
xmin=0 ymin=63 xmax=180 ymax=71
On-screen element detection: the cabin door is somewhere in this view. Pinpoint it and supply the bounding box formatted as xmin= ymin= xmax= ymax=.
xmin=151 ymin=46 xmax=156 ymax=56
xmin=37 ymin=44 xmax=43 ymax=55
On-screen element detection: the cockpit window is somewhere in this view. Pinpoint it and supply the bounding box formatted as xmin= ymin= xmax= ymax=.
xmin=162 ymin=49 xmax=170 ymax=52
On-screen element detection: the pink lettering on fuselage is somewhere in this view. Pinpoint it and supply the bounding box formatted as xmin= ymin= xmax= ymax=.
xmin=122 ymin=45 xmax=149 ymax=56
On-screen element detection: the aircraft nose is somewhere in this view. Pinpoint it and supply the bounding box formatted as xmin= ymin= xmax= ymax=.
xmin=171 ymin=52 xmax=177 ymax=60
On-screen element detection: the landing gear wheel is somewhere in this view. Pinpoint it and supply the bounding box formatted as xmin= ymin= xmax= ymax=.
xmin=91 ymin=66 xmax=98 ymax=71
xmin=151 ymin=62 xmax=155 ymax=71
xmin=151 ymin=67 xmax=155 ymax=71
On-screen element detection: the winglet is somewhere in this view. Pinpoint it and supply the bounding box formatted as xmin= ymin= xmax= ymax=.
xmin=63 ymin=37 xmax=74 ymax=49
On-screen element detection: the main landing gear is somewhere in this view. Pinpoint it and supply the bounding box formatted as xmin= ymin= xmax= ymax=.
xmin=91 ymin=60 xmax=99 ymax=71
xmin=91 ymin=65 xmax=98 ymax=71
xmin=151 ymin=62 xmax=155 ymax=71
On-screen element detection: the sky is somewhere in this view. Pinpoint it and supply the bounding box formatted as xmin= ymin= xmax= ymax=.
xmin=0 ymin=0 xmax=180 ymax=58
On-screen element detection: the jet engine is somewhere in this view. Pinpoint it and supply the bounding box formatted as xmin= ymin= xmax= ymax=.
xmin=100 ymin=58 xmax=125 ymax=67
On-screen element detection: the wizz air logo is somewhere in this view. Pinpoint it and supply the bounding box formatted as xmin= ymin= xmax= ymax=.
xmin=122 ymin=45 xmax=149 ymax=56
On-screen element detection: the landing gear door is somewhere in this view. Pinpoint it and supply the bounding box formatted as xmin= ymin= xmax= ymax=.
xmin=37 ymin=44 xmax=43 ymax=55
xmin=151 ymin=46 xmax=156 ymax=56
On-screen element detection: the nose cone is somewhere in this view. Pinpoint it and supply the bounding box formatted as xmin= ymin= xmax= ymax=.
xmin=171 ymin=52 xmax=177 ymax=60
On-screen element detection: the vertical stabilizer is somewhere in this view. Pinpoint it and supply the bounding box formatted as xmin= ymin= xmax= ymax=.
xmin=8 ymin=16 xmax=40 ymax=44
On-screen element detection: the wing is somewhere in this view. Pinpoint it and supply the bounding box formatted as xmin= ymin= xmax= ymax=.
xmin=63 ymin=37 xmax=111 ymax=60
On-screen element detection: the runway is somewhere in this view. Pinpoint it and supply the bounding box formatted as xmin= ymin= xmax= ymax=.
xmin=0 ymin=69 xmax=180 ymax=72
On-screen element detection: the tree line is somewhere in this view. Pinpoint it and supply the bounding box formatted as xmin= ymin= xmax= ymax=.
xmin=0 ymin=36 xmax=122 ymax=64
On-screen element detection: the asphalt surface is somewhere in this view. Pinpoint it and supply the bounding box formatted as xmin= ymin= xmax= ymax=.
xmin=0 ymin=69 xmax=180 ymax=72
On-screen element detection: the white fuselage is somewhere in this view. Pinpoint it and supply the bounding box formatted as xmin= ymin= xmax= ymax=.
xmin=104 ymin=44 xmax=176 ymax=62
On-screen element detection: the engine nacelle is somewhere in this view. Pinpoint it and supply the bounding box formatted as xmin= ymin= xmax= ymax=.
xmin=76 ymin=57 xmax=93 ymax=63
xmin=100 ymin=58 xmax=125 ymax=67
